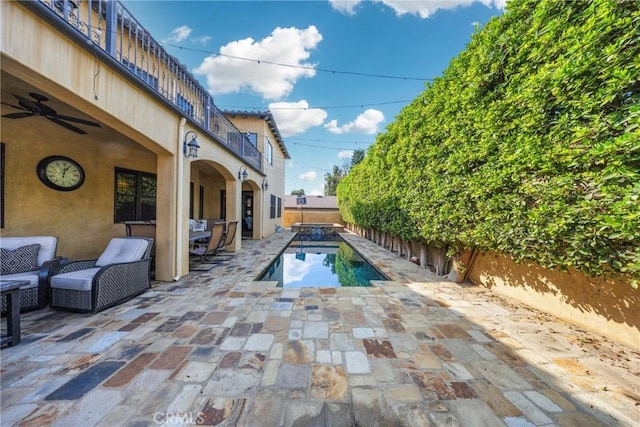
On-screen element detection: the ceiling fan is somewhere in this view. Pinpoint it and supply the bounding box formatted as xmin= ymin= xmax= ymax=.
xmin=1 ymin=92 xmax=101 ymax=134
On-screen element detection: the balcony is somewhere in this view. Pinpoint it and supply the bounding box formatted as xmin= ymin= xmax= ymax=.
xmin=28 ymin=0 xmax=261 ymax=171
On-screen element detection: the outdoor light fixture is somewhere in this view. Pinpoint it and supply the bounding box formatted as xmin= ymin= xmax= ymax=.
xmin=238 ymin=166 xmax=249 ymax=181
xmin=262 ymin=178 xmax=269 ymax=191
xmin=183 ymin=131 xmax=200 ymax=158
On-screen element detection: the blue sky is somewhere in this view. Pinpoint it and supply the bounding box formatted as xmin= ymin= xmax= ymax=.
xmin=122 ymin=0 xmax=505 ymax=195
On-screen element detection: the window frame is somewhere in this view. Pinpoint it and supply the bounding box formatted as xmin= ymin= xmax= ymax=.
xmin=114 ymin=167 xmax=157 ymax=223
xmin=265 ymin=138 xmax=273 ymax=165
xmin=270 ymin=194 xmax=276 ymax=219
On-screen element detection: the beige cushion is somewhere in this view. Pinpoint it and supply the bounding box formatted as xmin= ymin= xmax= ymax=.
xmin=0 ymin=271 xmax=39 ymax=289
xmin=0 ymin=236 xmax=58 ymax=267
xmin=95 ymin=238 xmax=149 ymax=267
xmin=51 ymin=268 xmax=101 ymax=291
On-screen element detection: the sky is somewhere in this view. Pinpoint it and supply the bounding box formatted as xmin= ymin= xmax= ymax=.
xmin=121 ymin=0 xmax=506 ymax=195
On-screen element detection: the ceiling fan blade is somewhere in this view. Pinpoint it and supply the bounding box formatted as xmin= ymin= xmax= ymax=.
xmin=2 ymin=112 xmax=34 ymax=119
xmin=14 ymin=95 xmax=40 ymax=111
xmin=1 ymin=101 xmax=27 ymax=111
xmin=54 ymin=114 xmax=102 ymax=127
xmin=47 ymin=117 xmax=87 ymax=134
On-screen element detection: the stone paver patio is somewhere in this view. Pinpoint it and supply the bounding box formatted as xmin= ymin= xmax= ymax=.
xmin=1 ymin=230 xmax=638 ymax=426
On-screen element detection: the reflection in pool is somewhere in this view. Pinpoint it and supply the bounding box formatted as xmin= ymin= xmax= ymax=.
xmin=257 ymin=241 xmax=387 ymax=287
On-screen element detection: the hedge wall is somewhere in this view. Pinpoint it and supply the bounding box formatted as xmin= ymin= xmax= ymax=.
xmin=337 ymin=0 xmax=640 ymax=286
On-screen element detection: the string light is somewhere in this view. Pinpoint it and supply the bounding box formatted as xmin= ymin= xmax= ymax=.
xmin=163 ymin=43 xmax=433 ymax=82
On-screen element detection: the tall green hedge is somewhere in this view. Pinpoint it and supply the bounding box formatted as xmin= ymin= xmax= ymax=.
xmin=337 ymin=0 xmax=640 ymax=286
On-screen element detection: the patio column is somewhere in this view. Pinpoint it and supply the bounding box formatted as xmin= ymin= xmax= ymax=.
xmin=225 ymin=178 xmax=242 ymax=252
xmin=155 ymin=153 xmax=178 ymax=281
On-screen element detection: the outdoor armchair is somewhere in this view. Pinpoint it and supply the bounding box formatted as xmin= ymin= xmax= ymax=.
xmin=123 ymin=221 xmax=156 ymax=271
xmin=215 ymin=220 xmax=239 ymax=259
xmin=49 ymin=237 xmax=153 ymax=313
xmin=189 ymin=222 xmax=225 ymax=263
xmin=1 ymin=236 xmax=61 ymax=312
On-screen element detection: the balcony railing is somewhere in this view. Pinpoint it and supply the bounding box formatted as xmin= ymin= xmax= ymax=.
xmin=30 ymin=0 xmax=262 ymax=171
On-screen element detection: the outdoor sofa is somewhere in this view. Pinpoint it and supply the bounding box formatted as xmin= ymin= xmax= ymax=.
xmin=0 ymin=236 xmax=61 ymax=313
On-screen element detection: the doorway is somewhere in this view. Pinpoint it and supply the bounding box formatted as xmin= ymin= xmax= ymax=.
xmin=242 ymin=191 xmax=253 ymax=238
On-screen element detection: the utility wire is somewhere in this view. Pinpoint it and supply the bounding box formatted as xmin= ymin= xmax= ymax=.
xmin=164 ymin=43 xmax=432 ymax=82
xmin=291 ymin=142 xmax=372 ymax=150
xmin=219 ymin=100 xmax=412 ymax=111
xmin=287 ymin=136 xmax=374 ymax=144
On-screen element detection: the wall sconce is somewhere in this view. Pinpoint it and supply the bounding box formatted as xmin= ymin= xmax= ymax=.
xmin=262 ymin=178 xmax=269 ymax=191
xmin=183 ymin=131 xmax=200 ymax=158
xmin=238 ymin=166 xmax=249 ymax=181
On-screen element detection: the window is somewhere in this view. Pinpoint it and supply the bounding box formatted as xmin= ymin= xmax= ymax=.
xmin=270 ymin=195 xmax=276 ymax=219
xmin=114 ymin=168 xmax=157 ymax=222
xmin=246 ymin=133 xmax=257 ymax=147
xmin=265 ymin=138 xmax=273 ymax=165
xmin=277 ymin=197 xmax=282 ymax=218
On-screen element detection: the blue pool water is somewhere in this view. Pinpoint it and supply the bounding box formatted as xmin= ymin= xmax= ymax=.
xmin=257 ymin=239 xmax=387 ymax=288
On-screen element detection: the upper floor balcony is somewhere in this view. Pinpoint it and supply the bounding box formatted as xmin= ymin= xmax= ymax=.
xmin=28 ymin=0 xmax=262 ymax=171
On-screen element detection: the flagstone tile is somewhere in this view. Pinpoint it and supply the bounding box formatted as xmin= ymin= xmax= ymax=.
xmin=104 ymin=353 xmax=158 ymax=387
xmin=310 ymin=365 xmax=348 ymax=400
xmin=149 ymin=346 xmax=192 ymax=370
xmin=345 ymin=351 xmax=370 ymax=374
xmin=45 ymin=361 xmax=126 ymax=400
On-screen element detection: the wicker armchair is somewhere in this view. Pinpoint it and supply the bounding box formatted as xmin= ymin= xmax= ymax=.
xmin=49 ymin=237 xmax=153 ymax=313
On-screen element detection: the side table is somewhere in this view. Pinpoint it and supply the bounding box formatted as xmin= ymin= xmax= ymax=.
xmin=1 ymin=280 xmax=24 ymax=348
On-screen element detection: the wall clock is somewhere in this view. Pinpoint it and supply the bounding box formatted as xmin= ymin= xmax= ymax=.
xmin=36 ymin=155 xmax=85 ymax=191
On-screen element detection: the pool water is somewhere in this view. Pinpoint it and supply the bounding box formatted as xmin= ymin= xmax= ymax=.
xmin=257 ymin=240 xmax=387 ymax=288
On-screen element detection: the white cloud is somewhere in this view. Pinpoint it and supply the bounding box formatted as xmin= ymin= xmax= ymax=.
xmin=194 ymin=26 xmax=323 ymax=100
xmin=338 ymin=150 xmax=354 ymax=160
xmin=300 ymin=171 xmax=317 ymax=182
xmin=324 ymin=109 xmax=385 ymax=135
xmin=333 ymin=0 xmax=506 ymax=18
xmin=163 ymin=25 xmax=192 ymax=44
xmin=329 ymin=0 xmax=362 ymax=15
xmin=309 ymin=187 xmax=324 ymax=196
xmin=192 ymin=35 xmax=212 ymax=45
xmin=269 ymin=100 xmax=328 ymax=137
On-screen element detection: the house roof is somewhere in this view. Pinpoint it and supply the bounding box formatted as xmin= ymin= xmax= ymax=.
xmin=223 ymin=110 xmax=291 ymax=160
xmin=284 ymin=195 xmax=338 ymax=209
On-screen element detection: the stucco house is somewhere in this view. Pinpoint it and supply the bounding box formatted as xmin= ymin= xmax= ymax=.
xmin=0 ymin=0 xmax=290 ymax=281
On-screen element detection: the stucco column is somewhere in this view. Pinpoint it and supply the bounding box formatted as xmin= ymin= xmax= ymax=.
xmin=226 ymin=178 xmax=242 ymax=252
xmin=155 ymin=154 xmax=177 ymax=281
xmin=258 ymin=188 xmax=266 ymax=238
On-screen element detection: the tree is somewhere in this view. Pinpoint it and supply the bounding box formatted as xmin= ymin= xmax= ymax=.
xmin=351 ymin=149 xmax=365 ymax=168
xmin=324 ymin=164 xmax=346 ymax=196
xmin=337 ymin=0 xmax=640 ymax=285
xmin=290 ymin=189 xmax=305 ymax=196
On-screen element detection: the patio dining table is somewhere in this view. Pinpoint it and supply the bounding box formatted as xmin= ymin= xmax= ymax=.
xmin=189 ymin=230 xmax=212 ymax=241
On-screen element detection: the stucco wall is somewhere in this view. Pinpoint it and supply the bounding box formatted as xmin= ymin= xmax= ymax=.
xmin=2 ymin=138 xmax=156 ymax=260
xmin=283 ymin=209 xmax=343 ymax=228
xmin=468 ymin=251 xmax=640 ymax=350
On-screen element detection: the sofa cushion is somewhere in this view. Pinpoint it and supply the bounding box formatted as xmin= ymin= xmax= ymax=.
xmin=1 ymin=244 xmax=40 ymax=275
xmin=50 ymin=268 xmax=101 ymax=291
xmin=0 ymin=271 xmax=39 ymax=289
xmin=95 ymin=238 xmax=149 ymax=267
xmin=0 ymin=236 xmax=58 ymax=268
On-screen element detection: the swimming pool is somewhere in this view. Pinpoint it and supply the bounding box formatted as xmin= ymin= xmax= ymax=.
xmin=257 ymin=238 xmax=388 ymax=288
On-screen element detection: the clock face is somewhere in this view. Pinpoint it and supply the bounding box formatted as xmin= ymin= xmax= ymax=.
xmin=37 ymin=156 xmax=85 ymax=191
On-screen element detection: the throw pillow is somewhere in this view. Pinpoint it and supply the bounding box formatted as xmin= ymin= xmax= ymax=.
xmin=1 ymin=244 xmax=41 ymax=275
